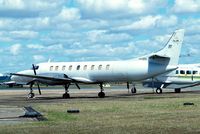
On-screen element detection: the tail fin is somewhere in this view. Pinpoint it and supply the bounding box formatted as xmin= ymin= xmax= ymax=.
xmin=150 ymin=29 xmax=185 ymax=65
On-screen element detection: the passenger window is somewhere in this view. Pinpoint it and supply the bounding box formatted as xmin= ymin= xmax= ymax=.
xmin=91 ymin=65 xmax=95 ymax=70
xmin=106 ymin=64 xmax=110 ymax=70
xmin=180 ymin=70 xmax=185 ymax=74
xmin=186 ymin=70 xmax=191 ymax=75
xmin=98 ymin=65 xmax=102 ymax=70
xmin=69 ymin=65 xmax=72 ymax=71
xmin=50 ymin=66 xmax=53 ymax=71
xmin=83 ymin=65 xmax=87 ymax=70
xmin=77 ymin=65 xmax=80 ymax=70
xmin=175 ymin=70 xmax=179 ymax=74
xmin=55 ymin=66 xmax=59 ymax=71
xmin=193 ymin=71 xmax=198 ymax=75
xmin=62 ymin=66 xmax=66 ymax=71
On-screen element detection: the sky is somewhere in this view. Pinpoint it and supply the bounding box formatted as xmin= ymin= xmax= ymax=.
xmin=0 ymin=0 xmax=199 ymax=73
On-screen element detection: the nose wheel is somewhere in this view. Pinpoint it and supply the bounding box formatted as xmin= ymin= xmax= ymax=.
xmin=131 ymin=87 xmax=137 ymax=94
xmin=28 ymin=93 xmax=35 ymax=98
xmin=156 ymin=88 xmax=163 ymax=94
xmin=28 ymin=83 xmax=35 ymax=98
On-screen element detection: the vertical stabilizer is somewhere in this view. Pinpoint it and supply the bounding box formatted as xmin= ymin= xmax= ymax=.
xmin=155 ymin=29 xmax=185 ymax=65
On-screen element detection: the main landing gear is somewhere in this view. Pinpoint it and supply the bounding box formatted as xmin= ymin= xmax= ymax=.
xmin=98 ymin=83 xmax=105 ymax=98
xmin=156 ymin=88 xmax=163 ymax=94
xmin=63 ymin=84 xmax=70 ymax=99
xmin=174 ymin=88 xmax=181 ymax=93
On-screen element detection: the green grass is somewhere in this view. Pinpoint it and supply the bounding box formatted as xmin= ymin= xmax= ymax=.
xmin=0 ymin=94 xmax=200 ymax=134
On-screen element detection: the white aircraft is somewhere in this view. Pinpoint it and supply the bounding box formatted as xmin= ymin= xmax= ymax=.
xmin=0 ymin=74 xmax=20 ymax=87
xmin=143 ymin=63 xmax=200 ymax=93
xmin=11 ymin=29 xmax=185 ymax=98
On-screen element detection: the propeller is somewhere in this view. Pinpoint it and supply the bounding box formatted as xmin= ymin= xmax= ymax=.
xmin=32 ymin=64 xmax=42 ymax=95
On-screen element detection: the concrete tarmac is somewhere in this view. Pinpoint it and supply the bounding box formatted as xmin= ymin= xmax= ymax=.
xmin=0 ymin=86 xmax=199 ymax=125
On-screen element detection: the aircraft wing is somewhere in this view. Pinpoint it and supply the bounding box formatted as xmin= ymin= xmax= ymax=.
xmin=1 ymin=81 xmax=16 ymax=85
xmin=167 ymin=82 xmax=200 ymax=89
xmin=10 ymin=73 xmax=94 ymax=84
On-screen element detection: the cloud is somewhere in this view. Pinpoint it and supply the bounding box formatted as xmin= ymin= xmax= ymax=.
xmin=86 ymin=30 xmax=133 ymax=43
xmin=0 ymin=0 xmax=25 ymax=10
xmin=117 ymin=15 xmax=178 ymax=30
xmin=10 ymin=30 xmax=38 ymax=39
xmin=33 ymin=55 xmax=46 ymax=62
xmin=55 ymin=7 xmax=81 ymax=21
xmin=27 ymin=44 xmax=44 ymax=49
xmin=10 ymin=43 xmax=22 ymax=55
xmin=172 ymin=0 xmax=200 ymax=13
xmin=0 ymin=0 xmax=65 ymax=18
xmin=76 ymin=0 xmax=166 ymax=18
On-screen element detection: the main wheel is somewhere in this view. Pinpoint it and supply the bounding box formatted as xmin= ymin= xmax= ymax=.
xmin=28 ymin=93 xmax=35 ymax=98
xmin=156 ymin=88 xmax=162 ymax=94
xmin=131 ymin=87 xmax=136 ymax=93
xmin=63 ymin=93 xmax=70 ymax=99
xmin=98 ymin=92 xmax=105 ymax=98
xmin=174 ymin=88 xmax=181 ymax=93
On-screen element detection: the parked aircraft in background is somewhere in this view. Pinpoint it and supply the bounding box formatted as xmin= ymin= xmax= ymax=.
xmin=11 ymin=29 xmax=185 ymax=98
xmin=143 ymin=63 xmax=200 ymax=93
xmin=0 ymin=74 xmax=20 ymax=87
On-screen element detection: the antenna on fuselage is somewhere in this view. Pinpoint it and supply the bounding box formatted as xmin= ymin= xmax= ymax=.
xmin=48 ymin=59 xmax=51 ymax=63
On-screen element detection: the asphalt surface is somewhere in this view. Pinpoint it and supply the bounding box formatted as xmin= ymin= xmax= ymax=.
xmin=0 ymin=85 xmax=199 ymax=125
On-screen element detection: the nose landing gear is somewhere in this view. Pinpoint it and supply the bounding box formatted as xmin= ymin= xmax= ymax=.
xmin=28 ymin=83 xmax=35 ymax=98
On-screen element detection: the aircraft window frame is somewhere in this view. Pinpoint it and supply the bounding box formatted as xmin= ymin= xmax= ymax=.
xmin=77 ymin=65 xmax=80 ymax=70
xmin=186 ymin=70 xmax=192 ymax=75
xmin=106 ymin=64 xmax=110 ymax=70
xmin=98 ymin=65 xmax=102 ymax=70
xmin=175 ymin=70 xmax=179 ymax=74
xmin=83 ymin=65 xmax=87 ymax=70
xmin=180 ymin=70 xmax=185 ymax=74
xmin=91 ymin=65 xmax=95 ymax=70
xmin=62 ymin=66 xmax=66 ymax=71
xmin=50 ymin=66 xmax=53 ymax=71
xmin=55 ymin=66 xmax=59 ymax=71
xmin=69 ymin=65 xmax=72 ymax=71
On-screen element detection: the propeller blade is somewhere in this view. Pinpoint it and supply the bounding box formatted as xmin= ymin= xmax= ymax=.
xmin=32 ymin=64 xmax=41 ymax=95
xmin=32 ymin=64 xmax=37 ymax=75
xmin=75 ymin=83 xmax=80 ymax=90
